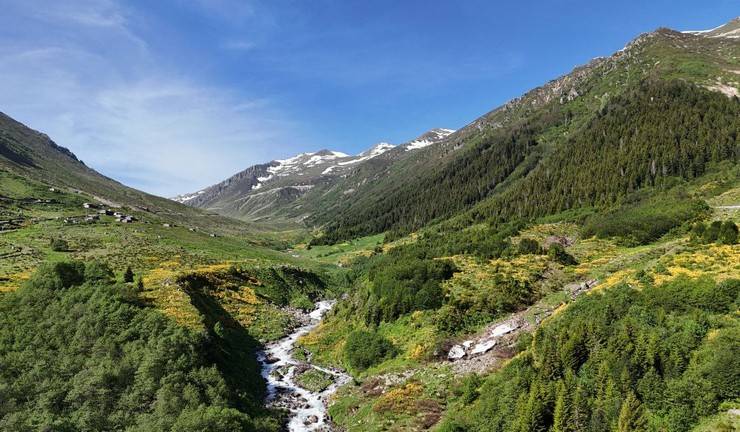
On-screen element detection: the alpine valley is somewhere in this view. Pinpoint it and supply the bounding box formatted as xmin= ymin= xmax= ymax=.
xmin=1 ymin=16 xmax=739 ymax=432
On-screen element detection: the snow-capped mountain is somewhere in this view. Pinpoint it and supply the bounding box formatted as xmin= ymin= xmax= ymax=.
xmin=403 ymin=128 xmax=455 ymax=151
xmin=683 ymin=17 xmax=740 ymax=39
xmin=171 ymin=128 xmax=455 ymax=221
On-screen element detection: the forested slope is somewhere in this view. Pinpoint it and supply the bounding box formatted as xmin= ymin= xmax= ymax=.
xmin=313 ymin=28 xmax=740 ymax=243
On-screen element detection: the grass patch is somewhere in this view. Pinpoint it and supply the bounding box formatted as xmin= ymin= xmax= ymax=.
xmin=294 ymin=367 xmax=334 ymax=392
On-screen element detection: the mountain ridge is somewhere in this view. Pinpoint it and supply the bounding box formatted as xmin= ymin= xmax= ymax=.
xmin=171 ymin=127 xmax=455 ymax=222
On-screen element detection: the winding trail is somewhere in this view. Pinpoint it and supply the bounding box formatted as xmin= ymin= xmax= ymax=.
xmin=257 ymin=301 xmax=351 ymax=431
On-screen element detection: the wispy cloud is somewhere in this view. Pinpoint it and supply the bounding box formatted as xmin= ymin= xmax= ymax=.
xmin=0 ymin=0 xmax=303 ymax=197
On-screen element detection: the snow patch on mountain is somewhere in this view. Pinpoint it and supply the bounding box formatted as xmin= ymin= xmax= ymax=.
xmin=360 ymin=142 xmax=395 ymax=158
xmin=322 ymin=142 xmax=396 ymax=175
xmin=266 ymin=150 xmax=347 ymax=177
xmin=683 ymin=23 xmax=725 ymax=35
xmin=683 ymin=18 xmax=740 ymax=39
xmin=172 ymin=190 xmax=204 ymax=203
xmin=404 ymin=128 xmax=455 ymax=151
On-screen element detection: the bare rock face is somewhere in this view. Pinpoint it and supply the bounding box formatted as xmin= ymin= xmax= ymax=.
xmin=470 ymin=340 xmax=496 ymax=356
xmin=447 ymin=345 xmax=466 ymax=360
xmin=304 ymin=415 xmax=319 ymax=425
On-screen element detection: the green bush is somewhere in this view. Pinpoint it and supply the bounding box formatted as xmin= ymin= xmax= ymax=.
xmin=49 ymin=238 xmax=69 ymax=252
xmin=703 ymin=220 xmax=723 ymax=243
xmin=690 ymin=220 xmax=737 ymax=245
xmin=85 ymin=261 xmax=115 ymax=283
xmin=548 ymin=243 xmax=577 ymax=265
xmin=518 ymin=238 xmax=542 ymax=255
xmin=718 ymin=221 xmax=738 ymax=245
xmin=364 ymin=254 xmax=456 ymax=324
xmin=344 ymin=329 xmax=396 ymax=371
xmin=123 ymin=265 xmax=134 ymax=283
xmin=28 ymin=261 xmax=85 ymax=290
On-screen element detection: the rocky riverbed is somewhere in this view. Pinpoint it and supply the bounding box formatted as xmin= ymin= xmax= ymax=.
xmin=258 ymin=301 xmax=351 ymax=431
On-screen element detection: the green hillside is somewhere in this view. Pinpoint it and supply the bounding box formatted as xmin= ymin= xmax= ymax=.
xmin=311 ymin=28 xmax=739 ymax=243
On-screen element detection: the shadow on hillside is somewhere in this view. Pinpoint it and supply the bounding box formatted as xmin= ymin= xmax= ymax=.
xmin=0 ymin=139 xmax=37 ymax=168
xmin=181 ymin=274 xmax=267 ymax=413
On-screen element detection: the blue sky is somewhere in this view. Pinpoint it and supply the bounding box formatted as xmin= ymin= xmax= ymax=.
xmin=0 ymin=0 xmax=737 ymax=196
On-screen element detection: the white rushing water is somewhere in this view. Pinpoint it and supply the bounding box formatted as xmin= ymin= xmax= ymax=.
xmin=257 ymin=300 xmax=351 ymax=431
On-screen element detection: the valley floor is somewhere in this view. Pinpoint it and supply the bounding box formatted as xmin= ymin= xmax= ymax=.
xmin=1 ymin=168 xmax=739 ymax=432
xmin=295 ymin=197 xmax=740 ymax=432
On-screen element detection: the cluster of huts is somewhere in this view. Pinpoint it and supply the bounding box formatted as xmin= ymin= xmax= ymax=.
xmin=83 ymin=203 xmax=137 ymax=223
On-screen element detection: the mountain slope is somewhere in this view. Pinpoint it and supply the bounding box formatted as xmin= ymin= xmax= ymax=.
xmin=312 ymin=22 xmax=740 ymax=242
xmin=0 ymin=112 xmax=262 ymax=236
xmin=173 ymin=128 xmax=454 ymax=223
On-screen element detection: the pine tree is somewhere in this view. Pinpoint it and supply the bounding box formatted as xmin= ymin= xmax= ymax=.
xmin=123 ymin=266 xmax=134 ymax=283
xmin=552 ymin=380 xmax=571 ymax=432
xmin=571 ymin=383 xmax=590 ymax=432
xmin=136 ymin=277 xmax=144 ymax=292
xmin=618 ymin=392 xmax=647 ymax=432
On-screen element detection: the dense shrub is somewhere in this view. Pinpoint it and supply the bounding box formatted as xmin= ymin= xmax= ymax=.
xmin=718 ymin=220 xmax=738 ymax=245
xmin=85 ymin=260 xmax=115 ymax=283
xmin=0 ymin=261 xmax=268 ymax=431
xmin=364 ymin=254 xmax=456 ymax=324
xmin=344 ymin=330 xmax=396 ymax=371
xmin=49 ymin=237 xmax=69 ymax=251
xmin=582 ymin=196 xmax=707 ymax=245
xmin=690 ymin=220 xmax=738 ymax=245
xmin=439 ymin=276 xmax=740 ymax=432
xmin=28 ymin=261 xmax=85 ymax=290
xmin=518 ymin=238 xmax=542 ymax=255
xmin=547 ymin=243 xmax=577 ymax=265
xmin=704 ymin=220 xmax=723 ymax=243
xmin=123 ymin=265 xmax=134 ymax=283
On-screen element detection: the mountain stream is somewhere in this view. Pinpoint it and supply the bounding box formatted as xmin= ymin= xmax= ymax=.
xmin=258 ymin=301 xmax=351 ymax=431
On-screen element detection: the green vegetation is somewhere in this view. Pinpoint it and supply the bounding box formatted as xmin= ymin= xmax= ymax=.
xmin=0 ymin=261 xmax=280 ymax=432
xmin=344 ymin=330 xmax=397 ymax=372
xmin=316 ymin=75 xmax=739 ymax=244
xmin=582 ymin=195 xmax=708 ymax=245
xmin=476 ymin=80 xmax=739 ymax=225
xmin=294 ymin=368 xmax=334 ymax=392
xmin=547 ymin=243 xmax=577 ymax=265
xmin=49 ymin=237 xmax=69 ymax=252
xmin=439 ymin=277 xmax=740 ymax=432
xmin=123 ymin=265 xmax=134 ymax=283
xmin=518 ymin=238 xmax=543 ymax=255
xmin=2 ymin=21 xmax=740 ymax=432
xmin=692 ymin=220 xmax=739 ymax=245
xmin=363 ymin=253 xmax=456 ymax=324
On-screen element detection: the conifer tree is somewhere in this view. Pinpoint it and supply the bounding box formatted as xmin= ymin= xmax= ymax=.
xmin=618 ymin=392 xmax=647 ymax=432
xmin=552 ymin=380 xmax=571 ymax=432
xmin=123 ymin=266 xmax=134 ymax=283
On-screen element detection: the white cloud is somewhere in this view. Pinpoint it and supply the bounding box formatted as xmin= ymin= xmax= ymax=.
xmin=0 ymin=0 xmax=303 ymax=197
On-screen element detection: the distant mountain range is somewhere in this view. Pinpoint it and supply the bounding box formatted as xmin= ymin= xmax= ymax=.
xmin=171 ymin=128 xmax=455 ymax=222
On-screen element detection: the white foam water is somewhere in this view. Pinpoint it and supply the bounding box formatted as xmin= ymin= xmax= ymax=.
xmin=257 ymin=301 xmax=351 ymax=431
